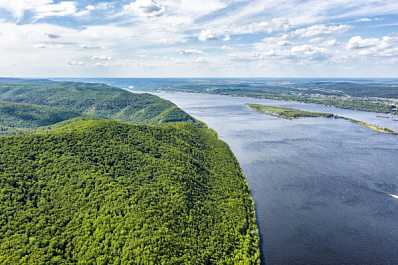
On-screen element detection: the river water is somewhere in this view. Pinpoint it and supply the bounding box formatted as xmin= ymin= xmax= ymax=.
xmin=53 ymin=78 xmax=398 ymax=264
xmin=150 ymin=92 xmax=398 ymax=265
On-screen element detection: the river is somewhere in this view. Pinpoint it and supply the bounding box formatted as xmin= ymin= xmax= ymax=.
xmin=150 ymin=92 xmax=398 ymax=265
xmin=53 ymin=78 xmax=398 ymax=264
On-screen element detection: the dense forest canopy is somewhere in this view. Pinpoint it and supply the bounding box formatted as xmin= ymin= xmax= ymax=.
xmin=0 ymin=118 xmax=259 ymax=264
xmin=0 ymin=80 xmax=260 ymax=263
xmin=0 ymin=81 xmax=200 ymax=128
xmin=0 ymin=101 xmax=82 ymax=135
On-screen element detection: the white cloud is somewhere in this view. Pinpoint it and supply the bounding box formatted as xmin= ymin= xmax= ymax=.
xmin=86 ymin=5 xmax=95 ymax=11
xmin=225 ymin=18 xmax=290 ymax=35
xmin=275 ymin=41 xmax=291 ymax=46
xmin=223 ymin=34 xmax=231 ymax=41
xmin=348 ymin=36 xmax=398 ymax=57
xmin=179 ymin=49 xmax=204 ymax=55
xmin=33 ymin=43 xmax=64 ymax=48
xmin=198 ymin=29 xmax=218 ymax=41
xmin=309 ymin=38 xmax=338 ymax=46
xmin=81 ymin=44 xmax=106 ymax=49
xmin=65 ymin=60 xmax=85 ymax=66
xmin=262 ymin=35 xmax=291 ymax=46
xmin=158 ymin=38 xmax=187 ymax=44
xmin=74 ymin=10 xmax=90 ymax=17
xmin=250 ymin=18 xmax=291 ymax=34
xmin=35 ymin=1 xmax=77 ymax=18
xmin=0 ymin=0 xmax=52 ymax=20
xmin=346 ymin=36 xmax=380 ymax=49
xmin=292 ymin=24 xmax=352 ymax=38
xmin=164 ymin=0 xmax=226 ymax=22
xmin=124 ymin=0 xmax=164 ymax=17
xmin=356 ymin=18 xmax=372 ymax=22
xmin=91 ymin=55 xmax=113 ymax=60
xmin=221 ymin=46 xmax=233 ymax=50
xmin=195 ymin=57 xmax=209 ymax=63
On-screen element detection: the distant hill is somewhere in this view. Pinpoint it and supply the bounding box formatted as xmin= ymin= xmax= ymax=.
xmin=0 ymin=78 xmax=50 ymax=83
xmin=0 ymin=81 xmax=201 ymax=128
xmin=0 ymin=117 xmax=260 ymax=264
xmin=0 ymin=101 xmax=82 ymax=136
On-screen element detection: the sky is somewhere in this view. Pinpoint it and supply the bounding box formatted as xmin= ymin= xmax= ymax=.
xmin=0 ymin=0 xmax=397 ymax=78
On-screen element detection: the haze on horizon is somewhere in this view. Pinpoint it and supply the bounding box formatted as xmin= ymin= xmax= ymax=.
xmin=0 ymin=0 xmax=397 ymax=78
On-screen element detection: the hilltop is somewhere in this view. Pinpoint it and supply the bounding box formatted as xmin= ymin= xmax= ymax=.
xmin=0 ymin=80 xmax=260 ymax=263
xmin=0 ymin=118 xmax=259 ymax=264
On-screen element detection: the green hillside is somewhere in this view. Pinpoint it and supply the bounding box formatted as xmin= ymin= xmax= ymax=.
xmin=0 ymin=81 xmax=199 ymax=126
xmin=0 ymin=118 xmax=259 ymax=264
xmin=0 ymin=101 xmax=82 ymax=136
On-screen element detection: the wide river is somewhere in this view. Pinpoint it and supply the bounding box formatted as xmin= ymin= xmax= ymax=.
xmin=149 ymin=92 xmax=398 ymax=265
xmin=52 ymin=78 xmax=398 ymax=264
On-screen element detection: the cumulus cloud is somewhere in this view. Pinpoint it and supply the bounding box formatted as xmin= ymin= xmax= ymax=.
xmin=198 ymin=29 xmax=218 ymax=41
xmin=223 ymin=34 xmax=231 ymax=41
xmin=263 ymin=33 xmax=291 ymax=45
xmin=91 ymin=55 xmax=113 ymax=60
xmin=124 ymin=0 xmax=164 ymax=17
xmin=179 ymin=49 xmax=204 ymax=55
xmin=292 ymin=24 xmax=352 ymax=38
xmin=262 ymin=35 xmax=291 ymax=46
xmin=242 ymin=44 xmax=331 ymax=62
xmin=346 ymin=36 xmax=380 ymax=49
xmin=348 ymin=36 xmax=398 ymax=57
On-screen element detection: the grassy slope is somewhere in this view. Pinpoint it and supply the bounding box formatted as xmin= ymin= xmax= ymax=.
xmin=0 ymin=118 xmax=259 ymax=264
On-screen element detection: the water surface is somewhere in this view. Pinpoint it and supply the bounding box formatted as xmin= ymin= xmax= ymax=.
xmin=151 ymin=92 xmax=398 ymax=265
xmin=51 ymin=78 xmax=398 ymax=264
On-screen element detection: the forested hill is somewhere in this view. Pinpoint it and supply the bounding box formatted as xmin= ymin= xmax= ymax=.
xmin=0 ymin=81 xmax=199 ymax=129
xmin=0 ymin=101 xmax=82 ymax=135
xmin=0 ymin=118 xmax=260 ymax=264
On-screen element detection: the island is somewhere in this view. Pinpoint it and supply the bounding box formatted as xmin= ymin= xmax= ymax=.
xmin=247 ymin=103 xmax=398 ymax=135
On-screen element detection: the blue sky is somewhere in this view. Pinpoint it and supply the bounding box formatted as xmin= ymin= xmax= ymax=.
xmin=0 ymin=0 xmax=397 ymax=77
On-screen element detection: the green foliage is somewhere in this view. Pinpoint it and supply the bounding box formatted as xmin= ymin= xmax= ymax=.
xmin=0 ymin=101 xmax=81 ymax=136
xmin=0 ymin=118 xmax=260 ymax=264
xmin=247 ymin=103 xmax=334 ymax=120
xmin=0 ymin=81 xmax=200 ymax=127
xmin=139 ymin=80 xmax=398 ymax=114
